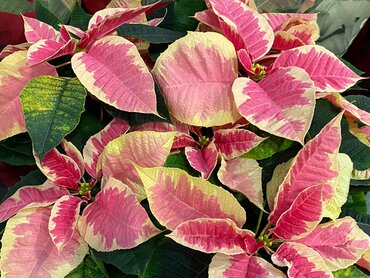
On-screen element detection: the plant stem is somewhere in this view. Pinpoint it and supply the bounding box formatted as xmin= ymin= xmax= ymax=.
xmin=55 ymin=61 xmax=71 ymax=68
xmin=254 ymin=209 xmax=264 ymax=235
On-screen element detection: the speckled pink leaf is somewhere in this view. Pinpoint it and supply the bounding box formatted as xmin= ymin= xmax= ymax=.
xmin=72 ymin=36 xmax=158 ymax=115
xmin=0 ymin=181 xmax=68 ymax=223
xmin=78 ymin=177 xmax=160 ymax=251
xmin=209 ymin=0 xmax=274 ymax=60
xmin=34 ymin=147 xmax=83 ymax=190
xmin=269 ymin=113 xmax=342 ymax=225
xmin=263 ymin=13 xmax=318 ymax=31
xmin=272 ymin=242 xmax=333 ymax=278
xmin=152 ymin=32 xmax=241 ymax=127
xmin=326 ymin=93 xmax=370 ymax=126
xmin=295 ymin=217 xmax=370 ymax=271
xmin=49 ymin=195 xmax=85 ymax=252
xmin=61 ymin=140 xmax=84 ymax=177
xmin=0 ymin=51 xmax=57 ymax=141
xmin=0 ymin=207 xmax=88 ymax=278
xmin=214 ymin=128 xmax=265 ymax=159
xmin=233 ymin=67 xmax=315 ymax=144
xmin=272 ymin=45 xmax=363 ymax=92
xmin=79 ymin=2 xmax=166 ymax=48
xmin=102 ymin=131 xmax=176 ymax=200
xmin=83 ymin=118 xmax=130 ymax=179
xmin=218 ymin=157 xmax=264 ymax=211
xmin=272 ymin=185 xmax=329 ymax=240
xmin=185 ymin=142 xmax=218 ymax=179
xmin=22 ymin=16 xmax=59 ymax=43
xmin=135 ymin=166 xmax=246 ymax=230
xmin=168 ymin=218 xmax=263 ymax=255
xmin=209 ymin=253 xmax=286 ymax=278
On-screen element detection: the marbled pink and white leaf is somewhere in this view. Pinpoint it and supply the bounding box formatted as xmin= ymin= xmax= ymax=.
xmin=49 ymin=195 xmax=85 ymax=252
xmin=194 ymin=9 xmax=222 ymax=32
xmin=35 ymin=148 xmax=83 ymax=190
xmin=232 ymin=67 xmax=315 ymax=144
xmin=0 ymin=51 xmax=57 ymax=141
xmin=209 ymin=253 xmax=286 ymax=278
xmin=135 ymin=166 xmax=246 ymax=230
xmin=272 ymin=185 xmax=328 ymax=240
xmin=152 ymin=32 xmax=241 ymax=127
xmin=102 ymin=131 xmax=176 ymax=200
xmin=0 ymin=181 xmax=69 ymax=223
xmin=269 ymin=113 xmax=342 ymax=224
xmin=295 ymin=217 xmax=370 ymax=271
xmin=72 ymin=36 xmax=158 ymax=115
xmin=214 ymin=128 xmax=266 ymax=159
xmin=0 ymin=207 xmax=88 ymax=278
xmin=83 ymin=118 xmax=130 ymax=179
xmin=22 ymin=16 xmax=59 ymax=43
xmin=218 ymin=157 xmax=264 ymax=211
xmin=272 ymin=45 xmax=363 ymax=92
xmin=61 ymin=140 xmax=84 ymax=177
xmin=78 ymin=177 xmax=160 ymax=251
xmin=185 ymin=142 xmax=218 ymax=179
xmin=272 ymin=242 xmax=333 ymax=278
xmin=168 ymin=218 xmax=263 ymax=255
xmin=0 ymin=42 xmax=31 ymax=59
xmin=209 ymin=0 xmax=274 ymax=60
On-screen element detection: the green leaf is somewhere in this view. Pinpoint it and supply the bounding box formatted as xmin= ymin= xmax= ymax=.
xmin=254 ymin=0 xmax=305 ymax=12
xmin=117 ymin=24 xmax=184 ymax=44
xmin=0 ymin=0 xmax=34 ymax=13
xmin=20 ymin=76 xmax=86 ymax=160
xmin=333 ymin=265 xmax=369 ymax=277
xmin=164 ymin=153 xmax=199 ymax=177
xmin=35 ymin=0 xmax=62 ymax=29
xmin=69 ymin=3 xmax=92 ymax=31
xmin=38 ymin=0 xmax=76 ymax=24
xmin=66 ymin=111 xmax=106 ymax=152
xmin=345 ymin=95 xmax=370 ymax=113
xmin=94 ymin=233 xmax=165 ymax=276
xmin=312 ymin=0 xmax=370 ymax=56
xmin=242 ymin=136 xmax=295 ymax=160
xmin=340 ymin=208 xmax=370 ymax=236
xmin=1 ymin=169 xmax=46 ymax=204
xmin=141 ymin=238 xmax=212 ymax=278
xmin=0 ymin=134 xmax=34 ymax=166
xmin=173 ymin=0 xmax=207 ymax=33
xmin=66 ymin=252 xmax=109 ymax=278
xmin=343 ymin=192 xmax=368 ymax=215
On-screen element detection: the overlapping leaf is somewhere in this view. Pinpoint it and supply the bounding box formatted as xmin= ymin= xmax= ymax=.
xmin=272 ymin=45 xmax=363 ymax=92
xmin=167 ymin=218 xmax=263 ymax=255
xmin=185 ymin=142 xmax=218 ymax=179
xmin=135 ymin=166 xmax=246 ymax=230
xmin=78 ymin=177 xmax=160 ymax=251
xmin=152 ymin=32 xmax=241 ymax=127
xmin=0 ymin=207 xmax=88 ymax=277
xmin=233 ymin=67 xmax=315 ymax=144
xmin=101 ymin=131 xmax=176 ymax=200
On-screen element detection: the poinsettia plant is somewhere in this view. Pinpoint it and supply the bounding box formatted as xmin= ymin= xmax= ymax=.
xmin=0 ymin=0 xmax=370 ymax=277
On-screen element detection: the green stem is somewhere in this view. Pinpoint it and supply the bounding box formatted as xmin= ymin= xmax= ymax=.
xmin=254 ymin=209 xmax=264 ymax=235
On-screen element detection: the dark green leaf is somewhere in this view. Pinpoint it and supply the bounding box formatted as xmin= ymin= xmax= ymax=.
xmin=39 ymin=0 xmax=75 ymax=23
xmin=66 ymin=252 xmax=109 ymax=278
xmin=66 ymin=111 xmax=106 ymax=152
xmin=164 ymin=153 xmax=199 ymax=177
xmin=254 ymin=0 xmax=305 ymax=12
xmin=20 ymin=76 xmax=86 ymax=159
xmin=343 ymin=192 xmax=368 ymax=214
xmin=36 ymin=0 xmax=62 ymax=29
xmin=172 ymin=0 xmax=207 ymax=33
xmin=0 ymin=0 xmax=34 ymax=13
xmin=312 ymin=0 xmax=370 ymax=56
xmin=70 ymin=3 xmax=92 ymax=31
xmin=0 ymin=134 xmax=34 ymax=165
xmin=94 ymin=233 xmax=165 ymax=276
xmin=242 ymin=136 xmax=295 ymax=160
xmin=141 ymin=238 xmax=212 ymax=278
xmin=333 ymin=265 xmax=369 ymax=277
xmin=345 ymin=95 xmax=370 ymax=113
xmin=117 ymin=24 xmax=183 ymax=44
xmin=1 ymin=169 xmax=46 ymax=204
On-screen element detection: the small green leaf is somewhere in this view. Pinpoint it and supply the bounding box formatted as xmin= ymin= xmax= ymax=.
xmin=343 ymin=192 xmax=368 ymax=214
xmin=173 ymin=0 xmax=207 ymax=33
xmin=333 ymin=265 xmax=369 ymax=277
xmin=35 ymin=0 xmax=62 ymax=29
xmin=164 ymin=153 xmax=199 ymax=177
xmin=70 ymin=3 xmax=92 ymax=31
xmin=65 ymin=252 xmax=109 ymax=278
xmin=141 ymin=238 xmax=212 ymax=278
xmin=0 ymin=134 xmax=34 ymax=166
xmin=0 ymin=0 xmax=34 ymax=13
xmin=117 ymin=24 xmax=184 ymax=44
xmin=242 ymin=136 xmax=294 ymax=160
xmin=20 ymin=75 xmax=86 ymax=159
